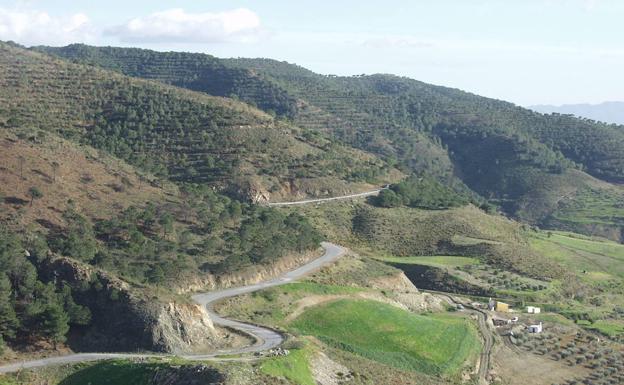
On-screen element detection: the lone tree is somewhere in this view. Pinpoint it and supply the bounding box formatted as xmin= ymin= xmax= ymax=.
xmin=17 ymin=155 xmax=25 ymax=179
xmin=28 ymin=186 xmax=43 ymax=206
xmin=51 ymin=161 xmax=60 ymax=182
xmin=159 ymin=213 xmax=174 ymax=237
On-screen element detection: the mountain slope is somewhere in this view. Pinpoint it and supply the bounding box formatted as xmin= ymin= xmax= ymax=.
xmin=0 ymin=121 xmax=345 ymax=355
xmin=226 ymin=59 xmax=624 ymax=183
xmin=0 ymin=41 xmax=404 ymax=355
xmin=530 ymin=101 xmax=624 ymax=125
xmin=34 ymin=43 xmax=299 ymax=118
xmin=36 ymin=44 xmax=624 ymax=185
xmin=34 ymin=44 xmax=624 ymax=241
xmin=1 ymin=42 xmax=397 ymax=203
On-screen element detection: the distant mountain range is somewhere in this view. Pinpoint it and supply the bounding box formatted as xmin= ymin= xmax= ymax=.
xmin=530 ymin=101 xmax=624 ymax=125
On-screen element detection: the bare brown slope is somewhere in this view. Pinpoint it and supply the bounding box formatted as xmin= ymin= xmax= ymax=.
xmin=0 ymin=128 xmax=172 ymax=229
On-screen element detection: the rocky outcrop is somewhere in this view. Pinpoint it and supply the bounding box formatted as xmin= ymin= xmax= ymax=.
xmin=369 ymin=272 xmax=444 ymax=312
xmin=368 ymin=271 xmax=419 ymax=293
xmin=151 ymin=302 xmax=216 ymax=354
xmin=39 ymin=257 xmax=220 ymax=353
xmin=227 ymin=178 xmax=271 ymax=204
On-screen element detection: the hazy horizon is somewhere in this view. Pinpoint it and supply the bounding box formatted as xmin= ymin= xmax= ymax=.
xmin=529 ymin=100 xmax=624 ymax=125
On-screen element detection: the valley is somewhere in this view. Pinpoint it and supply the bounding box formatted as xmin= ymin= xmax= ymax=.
xmin=0 ymin=39 xmax=623 ymax=385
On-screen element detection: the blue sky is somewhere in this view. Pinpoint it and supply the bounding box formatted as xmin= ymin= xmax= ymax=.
xmin=1 ymin=0 xmax=623 ymax=105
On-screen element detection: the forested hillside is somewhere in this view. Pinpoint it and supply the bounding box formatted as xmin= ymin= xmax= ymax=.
xmin=39 ymin=44 xmax=624 ymax=185
xmin=34 ymin=44 xmax=299 ymax=118
xmin=0 ymin=124 xmax=329 ymax=353
xmin=36 ymin=44 xmax=624 ymax=240
xmin=228 ymin=60 xmax=624 ymax=182
xmin=1 ymin=42 xmax=397 ymax=203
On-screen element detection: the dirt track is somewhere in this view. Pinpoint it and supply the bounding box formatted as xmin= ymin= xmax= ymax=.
xmin=434 ymin=292 xmax=494 ymax=385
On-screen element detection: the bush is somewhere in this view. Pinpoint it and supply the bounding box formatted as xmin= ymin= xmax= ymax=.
xmin=372 ymin=176 xmax=470 ymax=209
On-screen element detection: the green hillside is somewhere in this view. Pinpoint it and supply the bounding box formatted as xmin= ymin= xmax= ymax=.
xmin=1 ymin=42 xmax=396 ymax=202
xmin=35 ymin=44 xmax=624 ymax=240
xmin=0 ymin=41 xmax=407 ymax=359
xmin=226 ymin=58 xmax=624 ymax=182
xmin=34 ymin=44 xmax=299 ymax=118
xmin=0 ymin=124 xmax=335 ymax=354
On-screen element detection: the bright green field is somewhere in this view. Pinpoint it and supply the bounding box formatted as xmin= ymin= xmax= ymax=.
xmin=260 ymin=346 xmax=315 ymax=385
xmin=290 ymin=299 xmax=480 ymax=377
xmin=585 ymin=320 xmax=624 ymax=337
xmin=374 ymin=255 xmax=480 ymax=268
xmin=530 ymin=231 xmax=624 ymax=279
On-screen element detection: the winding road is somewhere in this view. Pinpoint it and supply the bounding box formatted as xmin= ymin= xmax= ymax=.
xmin=0 ymin=185 xmax=495 ymax=382
xmin=266 ymin=186 xmax=388 ymax=206
xmin=190 ymin=242 xmax=346 ymax=357
xmin=0 ymin=242 xmax=346 ymax=374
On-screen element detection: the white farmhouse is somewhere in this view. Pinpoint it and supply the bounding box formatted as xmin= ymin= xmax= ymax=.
xmin=528 ymin=322 xmax=543 ymax=333
xmin=526 ymin=306 xmax=541 ymax=314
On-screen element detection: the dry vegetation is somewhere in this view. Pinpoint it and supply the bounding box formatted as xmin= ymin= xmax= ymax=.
xmin=0 ymin=128 xmax=173 ymax=230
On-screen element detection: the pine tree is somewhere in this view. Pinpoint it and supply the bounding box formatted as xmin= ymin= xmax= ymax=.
xmin=27 ymin=186 xmax=43 ymax=206
xmin=40 ymin=302 xmax=70 ymax=347
xmin=0 ymin=273 xmax=19 ymax=339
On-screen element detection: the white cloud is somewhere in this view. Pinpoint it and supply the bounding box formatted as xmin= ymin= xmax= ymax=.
xmin=106 ymin=8 xmax=265 ymax=44
xmin=0 ymin=7 xmax=94 ymax=46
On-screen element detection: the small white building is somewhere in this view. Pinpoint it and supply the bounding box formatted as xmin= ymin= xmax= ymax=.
xmin=528 ymin=322 xmax=543 ymax=333
xmin=488 ymin=298 xmax=496 ymax=311
xmin=527 ymin=306 xmax=541 ymax=314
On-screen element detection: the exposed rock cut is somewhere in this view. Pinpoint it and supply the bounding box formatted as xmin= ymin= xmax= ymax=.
xmin=40 ymin=257 xmax=221 ymax=353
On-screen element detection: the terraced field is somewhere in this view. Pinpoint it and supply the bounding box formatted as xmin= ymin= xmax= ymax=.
xmin=530 ymin=231 xmax=624 ymax=280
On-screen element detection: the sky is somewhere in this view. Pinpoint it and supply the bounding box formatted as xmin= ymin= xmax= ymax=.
xmin=0 ymin=0 xmax=622 ymax=106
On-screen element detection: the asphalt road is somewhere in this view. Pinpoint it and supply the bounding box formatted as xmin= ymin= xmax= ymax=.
xmin=266 ymin=186 xmax=388 ymax=206
xmin=0 ymin=242 xmax=346 ymax=374
xmin=190 ymin=241 xmax=346 ymax=356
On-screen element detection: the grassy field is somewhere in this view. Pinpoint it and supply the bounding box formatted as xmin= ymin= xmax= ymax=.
xmin=529 ymin=230 xmax=624 ymax=338
xmin=548 ymin=186 xmax=624 ymax=228
xmin=57 ymin=361 xmax=158 ymax=385
xmin=0 ymin=359 xmax=227 ymax=385
xmin=0 ymin=358 xmax=268 ymax=385
xmin=215 ymin=281 xmax=366 ymax=328
xmin=584 ymin=319 xmax=624 ymax=337
xmin=374 ymin=255 xmax=480 ymax=268
xmin=290 ymin=299 xmax=480 ymax=377
xmin=260 ymin=344 xmax=315 ymax=385
xmin=530 ymin=231 xmax=624 ymax=280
